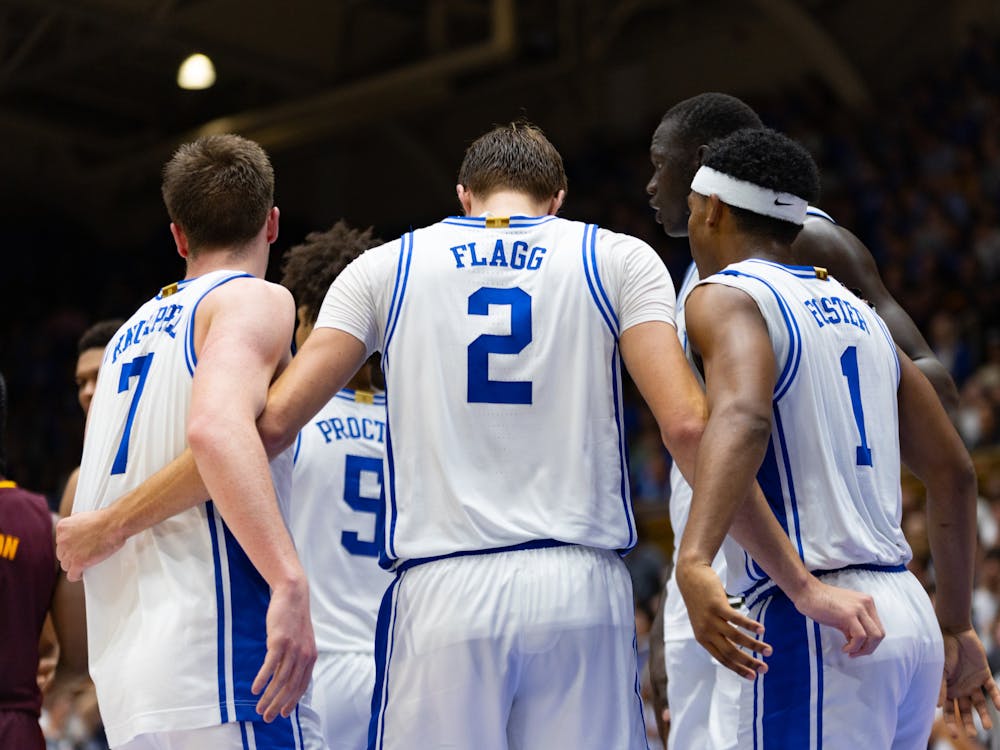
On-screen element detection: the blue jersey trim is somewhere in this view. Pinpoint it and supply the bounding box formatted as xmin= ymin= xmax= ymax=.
xmin=382 ymin=232 xmax=413 ymax=368
xmin=184 ymin=272 xmax=254 ymax=376
xmin=369 ymin=573 xmax=403 ymax=750
xmin=630 ymin=630 xmax=647 ymax=742
xmin=222 ymin=520 xmax=271 ymax=721
xmin=239 ymin=721 xmax=249 ymax=749
xmin=582 ymin=224 xmax=618 ymax=336
xmin=716 ymin=270 xmax=802 ymax=401
xmin=759 ymin=591 xmax=812 ymax=749
xmin=394 ymin=538 xmax=572 ymax=572
xmin=205 ymin=501 xmax=229 ymax=723
xmin=745 ymin=258 xmax=818 ymax=278
xmin=813 ymin=619 xmax=824 ymax=748
xmin=382 ymin=392 xmax=398 ymax=563
xmin=773 ymin=406 xmax=805 ymax=561
xmin=292 ymin=432 xmax=302 ymax=465
xmin=441 ymin=215 xmax=558 ymax=228
xmin=611 ymin=345 xmax=635 ymax=551
xmin=589 ymin=225 xmax=620 ymax=332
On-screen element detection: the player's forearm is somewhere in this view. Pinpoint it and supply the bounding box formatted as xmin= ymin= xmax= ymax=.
xmin=189 ymin=419 xmax=305 ymax=590
xmin=925 ymin=468 xmax=977 ymax=631
xmin=105 ymin=450 xmax=208 ymax=540
xmin=677 ymin=409 xmax=769 ymax=570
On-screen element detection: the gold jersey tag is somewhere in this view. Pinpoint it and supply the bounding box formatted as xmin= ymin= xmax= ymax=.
xmin=485 ymin=217 xmax=510 ymax=229
xmin=354 ymin=390 xmax=375 ymax=404
xmin=160 ymin=282 xmax=180 ymax=297
xmin=814 ymin=266 xmax=829 ymax=280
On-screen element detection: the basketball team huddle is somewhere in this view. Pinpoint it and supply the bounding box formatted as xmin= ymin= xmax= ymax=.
xmin=42 ymin=93 xmax=1000 ymax=749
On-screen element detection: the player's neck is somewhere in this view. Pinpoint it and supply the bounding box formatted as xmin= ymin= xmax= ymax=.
xmin=184 ymin=243 xmax=268 ymax=280
xmin=467 ymin=190 xmax=554 ymax=218
xmin=699 ymin=236 xmax=795 ymax=275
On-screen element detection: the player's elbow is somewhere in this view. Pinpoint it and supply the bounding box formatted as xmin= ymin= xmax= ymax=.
xmin=258 ymin=411 xmax=296 ymax=458
xmin=187 ymin=411 xmax=228 ymax=460
xmin=659 ymin=412 xmax=704 ymax=458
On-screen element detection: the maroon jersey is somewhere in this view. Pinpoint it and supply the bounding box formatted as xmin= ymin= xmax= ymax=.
xmin=0 ymin=481 xmax=56 ymax=719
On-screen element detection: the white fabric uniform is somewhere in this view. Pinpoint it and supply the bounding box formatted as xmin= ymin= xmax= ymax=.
xmin=699 ymin=258 xmax=942 ymax=750
xmin=317 ymin=214 xmax=675 ymax=750
xmin=663 ymin=207 xmax=836 ymax=750
xmin=289 ymin=389 xmax=393 ymax=750
xmin=74 ymin=271 xmax=317 ymax=749
xmin=663 ymin=261 xmax=732 ymax=750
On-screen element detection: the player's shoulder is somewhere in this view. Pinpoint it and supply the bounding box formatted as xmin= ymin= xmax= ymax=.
xmin=797 ymin=209 xmax=875 ymax=276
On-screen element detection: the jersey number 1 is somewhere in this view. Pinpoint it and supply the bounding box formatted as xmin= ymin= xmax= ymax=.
xmin=111 ymin=353 xmax=155 ymax=475
xmin=839 ymin=345 xmax=873 ymax=467
xmin=467 ymin=286 xmax=533 ymax=404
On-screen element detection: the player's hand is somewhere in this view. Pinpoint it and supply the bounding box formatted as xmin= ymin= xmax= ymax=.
xmin=252 ymin=576 xmax=317 ymax=722
xmin=56 ymin=510 xmax=124 ymax=581
xmin=676 ymin=560 xmax=771 ymax=680
xmin=791 ymin=578 xmax=884 ymax=656
xmin=940 ymin=628 xmax=1000 ymax=738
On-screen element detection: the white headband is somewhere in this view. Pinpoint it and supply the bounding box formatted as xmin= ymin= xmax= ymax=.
xmin=691 ymin=165 xmax=808 ymax=225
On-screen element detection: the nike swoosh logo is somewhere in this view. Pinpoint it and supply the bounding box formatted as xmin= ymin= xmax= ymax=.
xmin=774 ymin=198 xmax=793 ymax=206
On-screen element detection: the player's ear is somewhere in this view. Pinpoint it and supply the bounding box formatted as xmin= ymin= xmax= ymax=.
xmin=707 ymin=194 xmax=724 ymax=226
xmin=170 ymin=222 xmax=190 ymax=259
xmin=695 ymin=143 xmax=710 ymax=167
xmin=456 ymin=184 xmax=473 ymax=216
xmin=266 ymin=206 xmax=280 ymax=244
xmin=548 ymin=189 xmax=566 ymax=216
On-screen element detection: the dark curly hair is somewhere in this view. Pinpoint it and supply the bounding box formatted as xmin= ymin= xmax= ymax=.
xmin=702 ymin=127 xmax=820 ymax=244
xmin=280 ymin=220 xmax=383 ymax=325
xmin=660 ymin=93 xmax=764 ymax=152
xmin=78 ymin=319 xmax=125 ymax=354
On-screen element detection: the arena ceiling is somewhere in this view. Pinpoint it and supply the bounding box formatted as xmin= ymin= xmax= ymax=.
xmin=1 ymin=0 xmax=993 ymax=243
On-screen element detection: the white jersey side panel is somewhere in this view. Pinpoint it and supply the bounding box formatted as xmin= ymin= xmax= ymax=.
xmin=74 ymin=271 xmax=295 ymax=746
xmin=701 ymin=259 xmax=910 ymax=599
xmin=664 ymin=261 xmax=728 ymax=640
xmin=316 ymin=216 xmax=676 ymax=567
xmin=289 ymin=389 xmax=393 ymax=654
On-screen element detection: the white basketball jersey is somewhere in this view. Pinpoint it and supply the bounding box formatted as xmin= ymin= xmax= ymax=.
xmin=664 ymin=261 xmax=727 ymax=640
xmin=700 ymin=258 xmax=911 ymax=601
xmin=315 ymin=215 xmax=676 ymax=568
xmin=74 ymin=271 xmax=295 ymax=747
xmin=289 ymin=389 xmax=393 ymax=654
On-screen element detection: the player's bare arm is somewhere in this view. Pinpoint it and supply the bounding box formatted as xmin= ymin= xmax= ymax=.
xmin=797 ymin=219 xmax=959 ymax=412
xmin=187 ymin=277 xmax=314 ymax=723
xmin=620 ymin=319 xmax=771 ymax=678
xmin=680 ymin=283 xmax=884 ymax=676
xmin=57 ymin=325 xmax=368 ymax=581
xmin=896 ymin=349 xmax=1000 ymax=736
xmin=258 ymin=325 xmax=368 ymax=457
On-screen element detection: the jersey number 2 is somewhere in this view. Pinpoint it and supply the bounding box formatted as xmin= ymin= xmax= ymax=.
xmin=111 ymin=353 xmax=155 ymax=475
xmin=839 ymin=346 xmax=873 ymax=466
xmin=467 ymin=286 xmax=533 ymax=404
xmin=341 ymin=454 xmax=383 ymax=557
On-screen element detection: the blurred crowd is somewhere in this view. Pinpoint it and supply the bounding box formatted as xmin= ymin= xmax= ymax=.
xmin=2 ymin=27 xmax=998 ymax=750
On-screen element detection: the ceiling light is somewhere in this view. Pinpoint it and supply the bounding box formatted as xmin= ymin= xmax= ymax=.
xmin=177 ymin=53 xmax=216 ymax=90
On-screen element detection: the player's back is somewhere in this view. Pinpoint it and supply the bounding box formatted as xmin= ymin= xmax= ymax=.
xmin=703 ymin=259 xmax=911 ymax=599
xmin=74 ymin=271 xmax=293 ymax=746
xmin=289 ymin=388 xmax=392 ymax=653
xmin=357 ymin=215 xmax=666 ymax=567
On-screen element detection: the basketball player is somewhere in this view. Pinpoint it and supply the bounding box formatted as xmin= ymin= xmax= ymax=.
xmin=58 ymin=122 xmax=882 ymax=748
xmin=59 ymin=318 xmax=126 ymax=518
xmin=280 ymin=221 xmax=393 ymax=750
xmin=0 ymin=372 xmax=86 ymax=750
xmin=68 ymin=134 xmax=321 ymax=748
xmin=644 ymin=92 xmax=961 ymax=749
xmin=676 ymin=126 xmax=999 ymax=748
